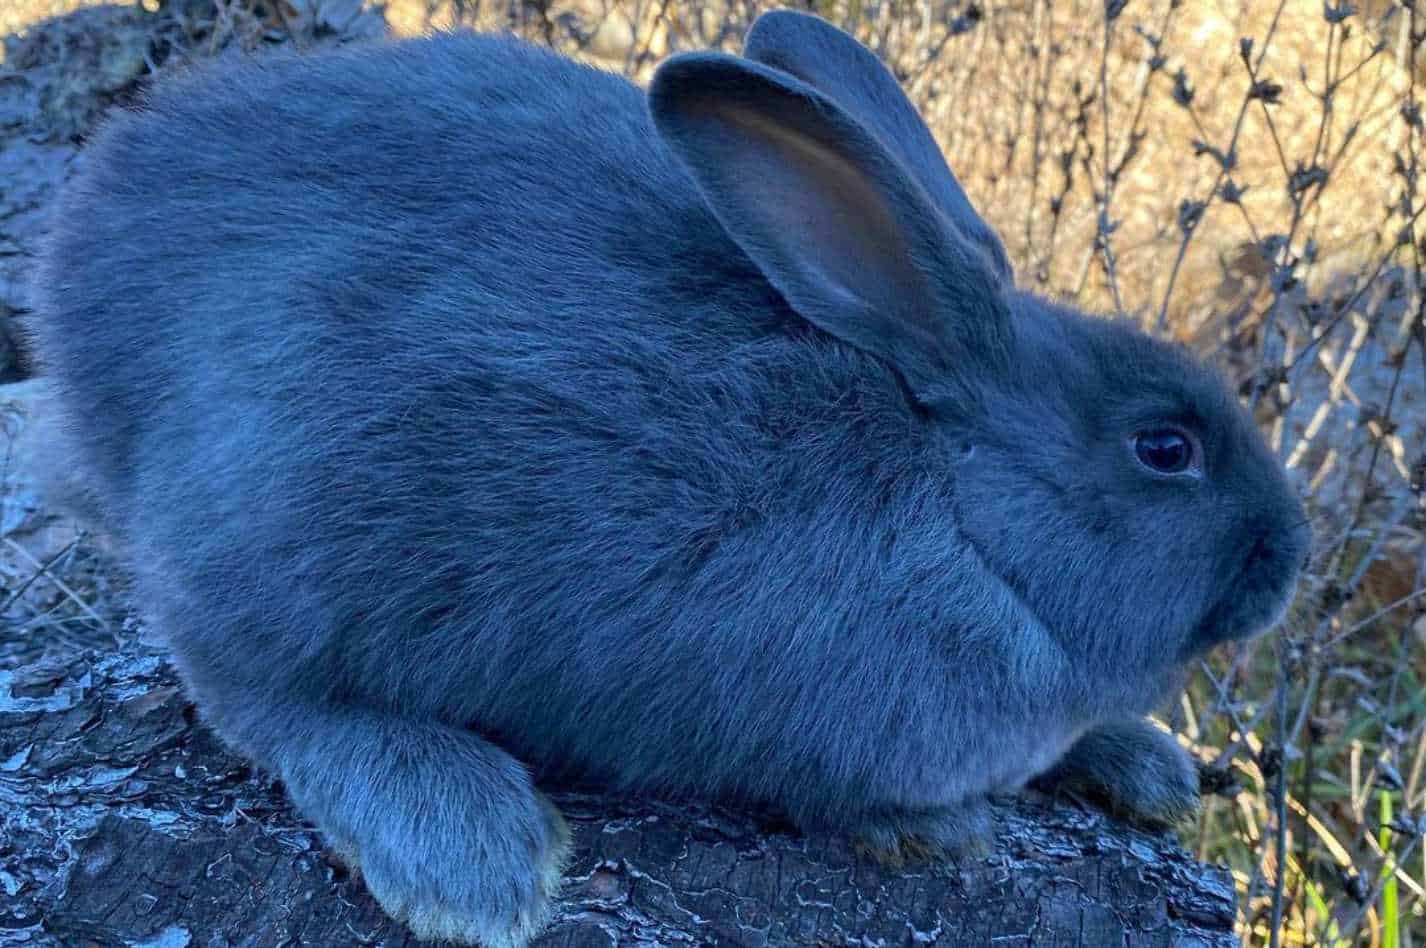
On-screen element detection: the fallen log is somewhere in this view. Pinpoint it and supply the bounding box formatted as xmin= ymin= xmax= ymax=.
xmin=1 ymin=629 xmax=1238 ymax=946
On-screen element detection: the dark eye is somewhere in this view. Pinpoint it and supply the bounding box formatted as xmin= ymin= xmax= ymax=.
xmin=1133 ymin=428 xmax=1196 ymax=475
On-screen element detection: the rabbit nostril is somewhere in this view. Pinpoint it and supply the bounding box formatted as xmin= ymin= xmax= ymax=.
xmin=1248 ymin=520 xmax=1312 ymax=579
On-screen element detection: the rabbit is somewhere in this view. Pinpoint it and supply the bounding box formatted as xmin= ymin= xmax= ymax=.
xmin=27 ymin=9 xmax=1311 ymax=946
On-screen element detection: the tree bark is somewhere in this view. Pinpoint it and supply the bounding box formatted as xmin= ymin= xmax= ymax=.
xmin=0 ymin=631 xmax=1238 ymax=947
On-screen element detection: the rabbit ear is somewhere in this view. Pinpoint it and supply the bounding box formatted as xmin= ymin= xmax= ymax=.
xmin=649 ymin=52 xmax=1011 ymax=403
xmin=742 ymin=10 xmax=1012 ymax=282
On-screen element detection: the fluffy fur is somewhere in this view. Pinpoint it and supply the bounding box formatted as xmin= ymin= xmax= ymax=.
xmin=28 ymin=11 xmax=1310 ymax=945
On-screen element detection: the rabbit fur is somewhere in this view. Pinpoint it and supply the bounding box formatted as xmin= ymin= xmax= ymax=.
xmin=28 ymin=10 xmax=1310 ymax=945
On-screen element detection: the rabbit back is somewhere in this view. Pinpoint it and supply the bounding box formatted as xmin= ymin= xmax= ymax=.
xmin=37 ymin=34 xmax=760 ymax=499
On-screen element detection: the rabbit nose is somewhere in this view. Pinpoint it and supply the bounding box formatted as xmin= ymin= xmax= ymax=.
xmin=1244 ymin=513 xmax=1310 ymax=575
xmin=1254 ymin=518 xmax=1306 ymax=575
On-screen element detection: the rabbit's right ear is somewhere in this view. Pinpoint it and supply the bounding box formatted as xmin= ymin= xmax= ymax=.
xmin=743 ymin=10 xmax=1013 ymax=282
xmin=649 ymin=53 xmax=1011 ymax=405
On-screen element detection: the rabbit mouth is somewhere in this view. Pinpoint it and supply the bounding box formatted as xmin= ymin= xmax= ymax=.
xmin=1188 ymin=522 xmax=1309 ymax=656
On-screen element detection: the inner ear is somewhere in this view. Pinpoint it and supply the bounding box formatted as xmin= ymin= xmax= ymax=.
xmin=651 ymin=51 xmax=1014 ymax=401
xmin=742 ymin=10 xmax=1013 ymax=281
xmin=693 ymin=101 xmax=938 ymax=345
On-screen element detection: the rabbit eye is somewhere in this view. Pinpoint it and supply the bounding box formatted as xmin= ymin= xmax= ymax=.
xmin=1133 ymin=428 xmax=1196 ymax=475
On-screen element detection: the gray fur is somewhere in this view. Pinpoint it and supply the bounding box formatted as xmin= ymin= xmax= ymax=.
xmin=27 ymin=12 xmax=1309 ymax=945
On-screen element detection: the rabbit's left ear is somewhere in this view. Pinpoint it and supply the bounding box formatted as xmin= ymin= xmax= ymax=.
xmin=649 ymin=52 xmax=1012 ymax=405
xmin=743 ymin=10 xmax=1012 ymax=282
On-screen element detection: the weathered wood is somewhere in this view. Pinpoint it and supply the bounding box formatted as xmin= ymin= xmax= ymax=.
xmin=0 ymin=629 xmax=1238 ymax=947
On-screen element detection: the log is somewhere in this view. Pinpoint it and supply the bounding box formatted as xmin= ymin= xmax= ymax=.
xmin=0 ymin=629 xmax=1238 ymax=947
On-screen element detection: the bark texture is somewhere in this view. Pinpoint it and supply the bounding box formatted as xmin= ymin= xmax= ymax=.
xmin=0 ymin=632 xmax=1239 ymax=947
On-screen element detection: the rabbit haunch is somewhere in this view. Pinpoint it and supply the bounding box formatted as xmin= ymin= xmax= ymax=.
xmin=29 ymin=11 xmax=1308 ymax=947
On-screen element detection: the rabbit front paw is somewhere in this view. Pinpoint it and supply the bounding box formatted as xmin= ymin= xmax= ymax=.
xmin=331 ymin=788 xmax=569 ymax=947
xmin=1033 ymin=718 xmax=1201 ymax=827
xmin=850 ymin=798 xmax=994 ymax=867
xmin=264 ymin=711 xmax=571 ymax=948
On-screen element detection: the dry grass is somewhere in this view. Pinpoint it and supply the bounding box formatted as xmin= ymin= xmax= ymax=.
xmin=2 ymin=0 xmax=1423 ymax=944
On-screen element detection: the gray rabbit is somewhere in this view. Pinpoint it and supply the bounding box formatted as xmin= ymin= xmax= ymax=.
xmin=28 ymin=10 xmax=1310 ymax=946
